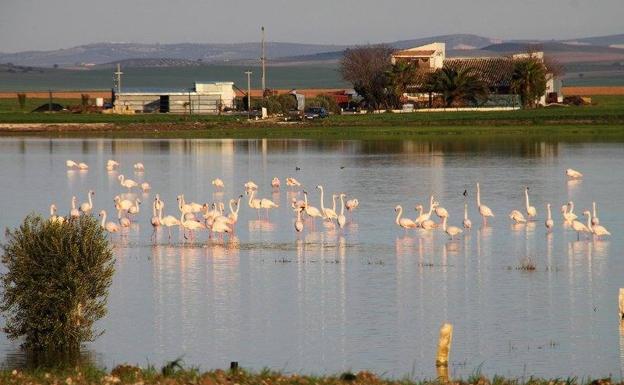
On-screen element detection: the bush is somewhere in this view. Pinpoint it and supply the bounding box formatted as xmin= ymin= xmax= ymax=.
xmin=305 ymin=94 xmax=340 ymax=113
xmin=81 ymin=94 xmax=90 ymax=111
xmin=252 ymin=94 xmax=298 ymax=115
xmin=0 ymin=214 xmax=115 ymax=352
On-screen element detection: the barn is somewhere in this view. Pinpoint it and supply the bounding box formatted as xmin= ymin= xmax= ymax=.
xmin=114 ymin=81 xmax=235 ymax=114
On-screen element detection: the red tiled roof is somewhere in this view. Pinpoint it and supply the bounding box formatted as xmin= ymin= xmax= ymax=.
xmin=444 ymin=57 xmax=515 ymax=88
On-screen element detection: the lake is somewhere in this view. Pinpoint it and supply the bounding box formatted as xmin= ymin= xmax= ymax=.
xmin=0 ymin=137 xmax=622 ymax=379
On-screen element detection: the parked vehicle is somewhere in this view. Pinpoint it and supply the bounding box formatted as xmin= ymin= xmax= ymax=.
xmin=304 ymin=107 xmax=329 ymax=120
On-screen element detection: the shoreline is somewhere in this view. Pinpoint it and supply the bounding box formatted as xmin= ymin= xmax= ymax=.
xmin=0 ymin=365 xmax=618 ymax=385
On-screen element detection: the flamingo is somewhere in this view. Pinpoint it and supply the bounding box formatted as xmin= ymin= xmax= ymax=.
xmin=345 ymin=198 xmax=359 ymax=213
xmin=106 ymin=159 xmax=119 ymax=171
xmin=317 ymin=185 xmax=337 ymax=221
xmin=571 ymin=212 xmax=590 ymax=240
xmin=49 ymin=204 xmax=64 ymax=224
xmin=434 ymin=201 xmax=449 ymax=220
xmin=509 ymin=210 xmax=527 ymax=224
xmin=303 ymin=191 xmax=323 ymax=226
xmin=180 ymin=212 xmax=206 ymax=240
xmin=79 ymin=190 xmax=95 ymax=214
xmin=150 ymin=198 xmax=161 ymax=240
xmin=587 ymin=211 xmax=610 ymax=239
xmin=118 ymin=211 xmax=131 ymax=228
xmin=561 ymin=203 xmax=577 ymax=223
xmin=294 ymin=208 xmax=304 ymax=233
xmin=211 ymin=178 xmax=225 ymax=190
xmin=525 ymin=187 xmax=537 ymax=219
xmin=134 ymin=163 xmax=145 ymax=171
xmin=253 ymin=190 xmax=279 ymax=218
xmin=155 ymin=194 xmax=164 ymax=213
xmin=227 ymin=195 xmax=243 ymax=227
xmin=568 ymin=201 xmax=578 ymax=222
xmin=271 ymin=177 xmax=281 ymax=190
xmin=141 ymin=182 xmax=151 ymax=192
xmin=463 ymin=203 xmax=472 ymax=230
xmin=118 ymin=175 xmax=138 ymax=191
xmin=421 ymin=218 xmax=437 ymax=230
xmin=244 ymin=181 xmax=258 ymax=191
xmin=566 ymin=168 xmax=583 ymax=179
xmin=70 ymin=196 xmax=80 ymax=218
xmin=211 ymin=220 xmax=232 ymax=240
xmin=476 ymin=183 xmax=494 ymax=225
xmin=337 ymin=193 xmax=347 ymax=229
xmin=159 ymin=207 xmax=180 ymax=241
xmin=128 ymin=198 xmax=141 ymax=217
xmin=114 ymin=196 xmax=133 ymax=211
xmin=442 ymin=216 xmax=463 ymax=240
xmin=78 ymin=162 xmax=89 ymax=170
xmin=592 ymin=202 xmax=600 ymax=226
xmin=415 ymin=198 xmax=436 ymax=226
xmin=395 ymin=205 xmax=417 ymax=232
xmin=545 ymin=203 xmax=554 ymax=231
xmin=66 ymin=160 xmax=78 ymax=169
xmin=99 ymin=210 xmax=119 ymax=234
xmin=286 ymin=177 xmax=301 ymax=188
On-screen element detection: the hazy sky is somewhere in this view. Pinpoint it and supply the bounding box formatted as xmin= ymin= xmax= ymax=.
xmin=0 ymin=0 xmax=622 ymax=52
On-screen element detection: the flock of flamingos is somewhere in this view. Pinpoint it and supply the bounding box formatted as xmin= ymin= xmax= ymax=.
xmin=56 ymin=161 xmax=610 ymax=243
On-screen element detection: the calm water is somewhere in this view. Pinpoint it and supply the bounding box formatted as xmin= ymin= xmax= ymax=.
xmin=0 ymin=137 xmax=623 ymax=379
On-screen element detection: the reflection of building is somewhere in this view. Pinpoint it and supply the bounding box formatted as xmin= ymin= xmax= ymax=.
xmin=114 ymin=82 xmax=235 ymax=114
xmin=391 ymin=42 xmax=561 ymax=106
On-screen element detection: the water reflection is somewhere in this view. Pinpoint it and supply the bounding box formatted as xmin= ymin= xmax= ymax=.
xmin=0 ymin=138 xmax=623 ymax=378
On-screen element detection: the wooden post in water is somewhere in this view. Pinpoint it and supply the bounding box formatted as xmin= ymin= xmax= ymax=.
xmin=230 ymin=361 xmax=239 ymax=371
xmin=435 ymin=323 xmax=453 ymax=367
xmin=619 ymin=288 xmax=624 ymax=320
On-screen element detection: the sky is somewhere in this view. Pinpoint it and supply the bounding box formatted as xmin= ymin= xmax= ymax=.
xmin=0 ymin=0 xmax=622 ymax=53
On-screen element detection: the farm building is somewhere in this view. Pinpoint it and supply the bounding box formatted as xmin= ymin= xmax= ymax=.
xmin=391 ymin=43 xmax=562 ymax=106
xmin=114 ymin=81 xmax=235 ymax=114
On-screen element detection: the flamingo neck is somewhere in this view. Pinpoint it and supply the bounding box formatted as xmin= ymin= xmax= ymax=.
xmin=248 ymin=190 xmax=255 ymax=206
xmin=442 ymin=217 xmax=447 ymax=231
xmin=158 ymin=207 xmax=163 ymax=221
xmin=88 ymin=192 xmax=93 ymax=207
xmin=50 ymin=205 xmax=55 ymax=216
xmin=547 ymin=205 xmax=552 ymax=220
xmin=71 ymin=197 xmax=76 ymax=209
xmin=525 ymin=189 xmax=529 ymax=210
xmin=331 ymin=195 xmax=337 ymax=212
xmin=395 ymin=207 xmax=402 ymax=225
xmin=464 ymin=204 xmax=468 ymax=220
xmin=303 ymin=192 xmax=308 ymax=206
xmin=586 ymin=214 xmax=592 ymax=230
xmin=569 ymin=202 xmax=575 ymax=213
xmin=101 ymin=212 xmax=107 ymax=226
xmin=477 ymin=185 xmax=482 ymax=207
xmin=319 ymin=187 xmax=325 ymax=211
xmin=593 ymin=202 xmax=597 ymax=217
xmin=340 ymin=195 xmax=345 ymax=215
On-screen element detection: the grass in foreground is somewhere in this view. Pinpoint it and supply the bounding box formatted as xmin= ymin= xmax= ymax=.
xmin=0 ymin=364 xmax=615 ymax=385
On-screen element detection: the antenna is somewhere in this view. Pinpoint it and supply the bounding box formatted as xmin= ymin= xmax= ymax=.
xmin=261 ymin=26 xmax=266 ymax=93
xmin=114 ymin=63 xmax=124 ymax=94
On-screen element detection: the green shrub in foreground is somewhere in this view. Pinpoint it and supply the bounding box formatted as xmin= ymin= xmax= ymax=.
xmin=0 ymin=214 xmax=115 ymax=352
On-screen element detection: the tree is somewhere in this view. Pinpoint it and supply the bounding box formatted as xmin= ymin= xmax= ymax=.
xmin=0 ymin=214 xmax=115 ymax=353
xmin=429 ymin=67 xmax=489 ymax=107
xmin=385 ymin=61 xmax=421 ymax=107
xmin=17 ymin=93 xmax=26 ymax=110
xmin=340 ymin=45 xmax=394 ymax=111
xmin=510 ymin=57 xmax=547 ymax=108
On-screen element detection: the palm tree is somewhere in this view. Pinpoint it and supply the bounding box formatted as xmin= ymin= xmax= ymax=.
xmin=430 ymin=67 xmax=489 ymax=107
xmin=511 ymin=58 xmax=547 ymax=108
xmin=386 ymin=61 xmax=420 ymax=107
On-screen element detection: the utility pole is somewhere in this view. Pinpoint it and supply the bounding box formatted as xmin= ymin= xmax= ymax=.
xmin=261 ymin=26 xmax=266 ymax=93
xmin=114 ymin=63 xmax=123 ymax=95
xmin=245 ymin=71 xmax=252 ymax=120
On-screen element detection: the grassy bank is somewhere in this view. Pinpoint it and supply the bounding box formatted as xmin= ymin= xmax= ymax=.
xmin=0 ymin=96 xmax=622 ymax=139
xmin=0 ymin=365 xmax=616 ymax=385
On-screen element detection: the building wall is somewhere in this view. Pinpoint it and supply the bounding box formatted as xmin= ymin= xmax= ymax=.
xmin=116 ymin=93 xmax=226 ymax=114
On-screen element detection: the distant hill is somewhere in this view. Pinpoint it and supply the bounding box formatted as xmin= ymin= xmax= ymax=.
xmin=0 ymin=42 xmax=349 ymax=68
xmin=2 ymin=33 xmax=624 ymax=68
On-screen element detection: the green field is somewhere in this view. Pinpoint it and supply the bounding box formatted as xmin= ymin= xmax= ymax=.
xmin=0 ymin=96 xmax=623 ymax=140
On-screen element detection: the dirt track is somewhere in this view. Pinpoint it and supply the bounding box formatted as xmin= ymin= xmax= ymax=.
xmin=561 ymin=86 xmax=624 ymax=96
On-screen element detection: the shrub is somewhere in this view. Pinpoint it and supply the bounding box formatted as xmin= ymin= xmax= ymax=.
xmin=17 ymin=93 xmax=26 ymax=110
xmin=0 ymin=214 xmax=115 ymax=352
xmin=81 ymin=94 xmax=90 ymax=112
xmin=306 ymin=94 xmax=340 ymax=113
